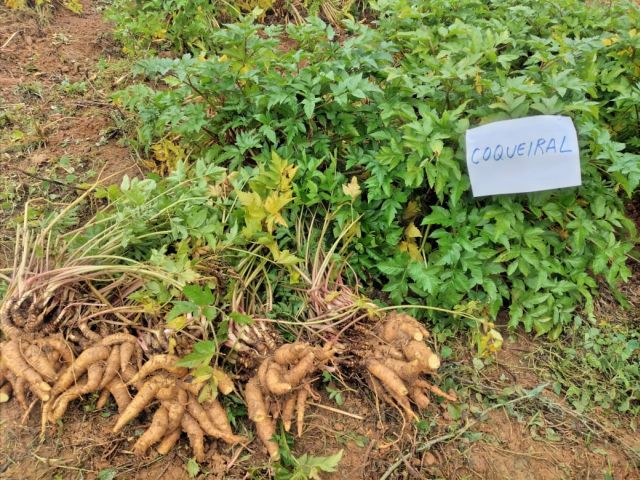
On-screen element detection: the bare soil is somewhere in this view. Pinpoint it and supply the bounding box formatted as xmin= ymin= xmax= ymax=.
xmin=0 ymin=0 xmax=140 ymax=266
xmin=0 ymin=2 xmax=639 ymax=480
xmin=1 ymin=332 xmax=638 ymax=479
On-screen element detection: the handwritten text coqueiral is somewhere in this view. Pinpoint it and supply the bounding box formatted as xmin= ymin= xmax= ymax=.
xmin=470 ymin=136 xmax=573 ymax=165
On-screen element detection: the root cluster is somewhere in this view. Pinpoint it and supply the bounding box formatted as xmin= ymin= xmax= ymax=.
xmin=1 ymin=204 xmax=456 ymax=465
xmin=47 ymin=333 xmax=143 ymax=424
xmin=0 ymin=333 xmax=143 ymax=433
xmin=246 ymin=342 xmax=333 ymax=461
xmin=0 ymin=207 xmax=252 ymax=463
xmin=225 ymin=319 xmax=278 ymax=367
xmin=0 ymin=335 xmax=73 ymax=409
xmin=365 ymin=313 xmax=456 ymax=419
xmin=1 ymin=304 xmax=455 ymax=465
xmin=111 ymin=364 xmax=244 ymax=461
xmin=0 ymin=331 xmax=245 ymax=461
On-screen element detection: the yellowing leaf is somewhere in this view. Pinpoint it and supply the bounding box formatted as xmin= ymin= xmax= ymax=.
xmin=342 ymin=220 xmax=362 ymax=244
xmin=153 ymin=28 xmax=167 ymax=40
xmin=342 ymin=176 xmax=361 ymax=199
xmin=197 ymin=381 xmax=216 ymax=402
xmin=236 ymin=190 xmax=262 ymax=209
xmin=168 ymin=337 xmax=177 ymax=355
xmin=151 ymin=138 xmax=184 ymax=174
xmin=237 ymin=190 xmax=266 ymax=237
xmin=474 ymin=71 xmax=483 ymax=94
xmin=192 ymin=365 xmax=213 ymax=384
xmin=405 ymin=223 xmax=422 ymax=238
xmin=288 ymin=267 xmax=300 ymax=284
xmin=399 ymin=239 xmax=421 ymax=260
xmin=264 ymin=191 xmax=293 ymax=232
xmin=272 ymin=249 xmax=301 ymax=265
xmin=478 ymin=328 xmax=504 ymax=356
xmin=402 ymin=200 xmax=420 ymax=221
xmin=63 ymin=0 xmax=83 ymax=13
xmin=269 ymin=151 xmax=298 ymax=192
xmin=166 ymin=315 xmax=189 ymax=331
xmin=208 ymin=184 xmax=223 ymax=197
xmin=264 ymin=191 xmax=293 ymax=216
xmin=5 ymin=0 xmax=26 ymax=9
xmin=324 ymin=291 xmax=341 ymax=302
xmin=280 ymin=164 xmax=298 ymax=191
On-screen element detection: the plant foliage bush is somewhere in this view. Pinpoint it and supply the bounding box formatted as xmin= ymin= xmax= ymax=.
xmin=106 ymin=0 xmax=232 ymax=54
xmin=549 ymin=322 xmax=640 ymax=415
xmin=115 ymin=0 xmax=640 ymax=337
xmin=106 ymin=0 xmax=363 ymax=55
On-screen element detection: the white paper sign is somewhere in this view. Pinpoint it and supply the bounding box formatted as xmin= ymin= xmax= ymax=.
xmin=465 ymin=115 xmax=581 ymax=197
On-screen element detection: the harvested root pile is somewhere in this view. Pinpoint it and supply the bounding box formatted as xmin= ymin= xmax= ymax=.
xmin=0 ymin=191 xmax=252 ymax=463
xmin=245 ymin=342 xmax=334 ymax=460
xmin=45 ymin=344 xmax=246 ymax=460
xmin=45 ymin=333 xmax=142 ymax=424
xmin=0 ymin=208 xmax=455 ymax=465
xmin=0 ymin=322 xmax=245 ymax=461
xmin=227 ymin=244 xmax=455 ymax=458
xmin=0 ymin=333 xmax=143 ymax=434
xmin=363 ymin=313 xmax=456 ymax=419
xmin=111 ymin=356 xmax=245 ymax=461
xmin=0 ymin=316 xmax=147 ymax=418
xmin=239 ymin=311 xmax=454 ymax=460
xmin=1 ymin=310 xmax=454 ymax=463
xmin=0 ymin=336 xmax=73 ymax=409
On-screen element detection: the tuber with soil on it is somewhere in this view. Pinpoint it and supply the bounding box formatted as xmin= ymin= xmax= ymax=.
xmin=0 ymin=203 xmax=456 ymax=466
xmin=47 ymin=334 xmax=143 ymax=423
xmin=110 ymin=354 xmax=245 ymax=459
xmin=363 ymin=312 xmax=456 ymax=419
xmin=0 ymin=335 xmax=75 ymax=408
xmin=1 ymin=313 xmax=246 ymax=460
xmin=245 ymin=341 xmax=334 ymax=461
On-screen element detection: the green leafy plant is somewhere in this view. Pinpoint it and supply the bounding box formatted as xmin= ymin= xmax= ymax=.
xmin=166 ymin=284 xmax=219 ymax=330
xmin=58 ymin=79 xmax=88 ymax=96
xmin=543 ymin=321 xmax=640 ymax=415
xmin=274 ymin=429 xmax=344 ymax=480
xmin=176 ymin=340 xmax=217 ymax=370
xmin=186 ymin=457 xmax=201 ymax=478
xmin=115 ymin=1 xmax=639 ymax=337
xmin=96 ymin=469 xmax=117 ymax=480
xmin=274 ymin=450 xmax=343 ymax=480
xmin=106 ymin=0 xmax=368 ymax=55
xmin=106 ymin=0 xmax=232 ymax=54
xmin=322 ymin=371 xmax=344 ymax=406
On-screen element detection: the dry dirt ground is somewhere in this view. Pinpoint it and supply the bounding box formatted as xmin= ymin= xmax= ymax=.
xmin=0 ymin=0 xmax=140 ymax=267
xmin=0 ymin=2 xmax=639 ymax=479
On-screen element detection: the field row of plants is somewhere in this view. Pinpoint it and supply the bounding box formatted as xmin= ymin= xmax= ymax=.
xmin=105 ymin=0 xmax=369 ymax=54
xmin=1 ymin=0 xmax=639 ymax=474
xmin=112 ymin=0 xmax=640 ymax=338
